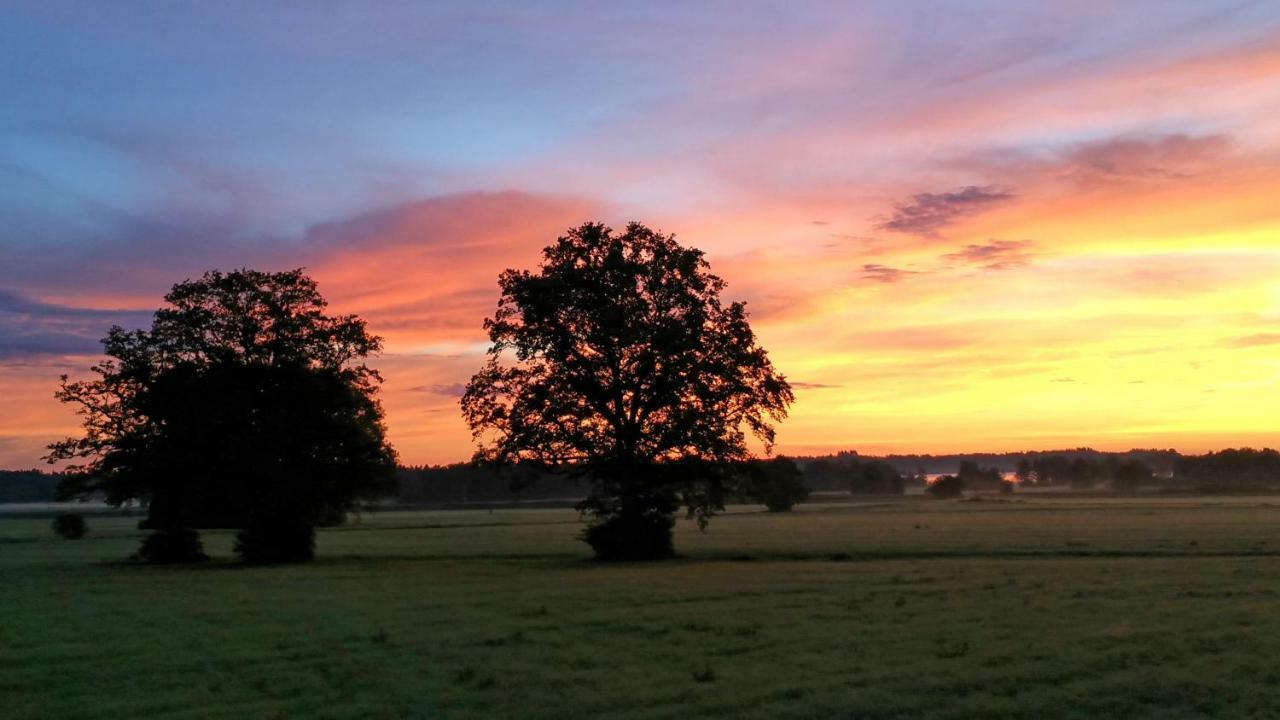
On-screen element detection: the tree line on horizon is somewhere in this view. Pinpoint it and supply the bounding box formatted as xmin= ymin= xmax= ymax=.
xmin=393 ymin=447 xmax=1280 ymax=503
xmin=11 ymin=445 xmax=1280 ymax=508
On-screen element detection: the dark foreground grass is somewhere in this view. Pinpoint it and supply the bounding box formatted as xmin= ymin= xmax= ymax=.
xmin=4 ymin=497 xmax=1280 ymax=719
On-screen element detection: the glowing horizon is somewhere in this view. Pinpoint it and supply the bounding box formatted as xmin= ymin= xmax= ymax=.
xmin=3 ymin=3 xmax=1280 ymax=468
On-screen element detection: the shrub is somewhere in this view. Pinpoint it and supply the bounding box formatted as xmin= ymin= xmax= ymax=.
xmin=136 ymin=529 xmax=208 ymax=563
xmin=235 ymin=518 xmax=315 ymax=564
xmin=927 ymin=475 xmax=965 ymax=499
xmin=692 ymin=667 xmax=717 ymax=683
xmin=582 ymin=511 xmax=675 ymax=561
xmin=51 ymin=512 xmax=87 ymax=539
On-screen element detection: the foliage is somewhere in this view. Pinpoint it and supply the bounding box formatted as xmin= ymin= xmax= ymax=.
xmin=395 ymin=449 xmax=1280 ymax=504
xmin=462 ymin=222 xmax=792 ymax=558
xmin=135 ymin=528 xmax=208 ymax=564
xmin=927 ymin=474 xmax=964 ymax=499
xmin=397 ymin=462 xmax=580 ymax=504
xmin=0 ymin=470 xmax=64 ymax=503
xmin=956 ymin=461 xmax=1004 ymax=490
xmin=1112 ymin=459 xmax=1154 ymax=492
xmin=580 ymin=507 xmax=676 ymax=561
xmin=1014 ymin=459 xmax=1034 ymax=485
xmin=47 ymin=269 xmax=397 ymax=563
xmin=1174 ymin=448 xmax=1280 ymax=490
xmin=848 ymin=459 xmax=905 ymax=495
xmin=235 ymin=516 xmax=315 ymax=564
xmin=51 ymin=512 xmax=87 ymax=539
xmin=742 ymin=457 xmax=809 ymax=511
xmin=1067 ymin=457 xmax=1100 ymax=489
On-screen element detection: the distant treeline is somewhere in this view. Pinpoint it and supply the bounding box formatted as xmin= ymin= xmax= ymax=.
xmin=6 ymin=448 xmax=1280 ymax=505
xmin=0 ymin=470 xmax=63 ymax=503
xmin=863 ymin=448 xmax=1181 ymax=477
xmin=396 ymin=464 xmax=584 ymax=504
xmin=797 ymin=448 xmax=1280 ymax=494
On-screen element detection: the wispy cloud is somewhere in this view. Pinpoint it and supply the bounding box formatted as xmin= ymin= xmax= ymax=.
xmin=790 ymin=381 xmax=841 ymax=390
xmin=942 ymin=239 xmax=1036 ymax=270
xmin=877 ymin=186 xmax=1014 ymax=238
xmin=407 ymin=383 xmax=468 ymax=396
xmin=1224 ymin=333 xmax=1280 ymax=348
xmin=861 ymin=264 xmax=921 ymax=283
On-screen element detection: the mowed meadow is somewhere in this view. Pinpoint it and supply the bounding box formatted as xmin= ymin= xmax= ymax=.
xmin=5 ymin=497 xmax=1280 ymax=720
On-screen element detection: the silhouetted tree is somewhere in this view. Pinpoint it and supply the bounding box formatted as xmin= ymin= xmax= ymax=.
xmin=796 ymin=456 xmax=857 ymax=491
xmin=957 ymin=461 xmax=1005 ymax=491
xmin=848 ymin=460 xmax=905 ymax=495
xmin=1066 ymin=457 xmax=1098 ymax=489
xmin=1112 ymin=459 xmax=1153 ymax=492
xmin=462 ymin=222 xmax=793 ymax=560
xmin=1032 ymin=456 xmax=1072 ymax=486
xmin=48 ymin=269 xmax=397 ymax=563
xmin=743 ymin=457 xmax=809 ymax=512
xmin=1174 ymin=448 xmax=1280 ymax=490
xmin=1014 ymin=459 xmax=1034 ymax=486
xmin=928 ymin=474 xmax=964 ymax=499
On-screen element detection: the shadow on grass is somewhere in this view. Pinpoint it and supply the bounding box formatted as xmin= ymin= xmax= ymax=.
xmin=81 ymin=545 xmax=1280 ymax=573
xmin=331 ymin=518 xmax=584 ymax=533
xmin=693 ymin=548 xmax=1280 ymax=563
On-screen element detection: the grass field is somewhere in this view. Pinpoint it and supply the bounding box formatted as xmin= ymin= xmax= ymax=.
xmin=5 ymin=497 xmax=1280 ymax=719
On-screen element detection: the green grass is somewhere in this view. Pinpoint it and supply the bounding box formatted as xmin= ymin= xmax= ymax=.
xmin=5 ymin=497 xmax=1280 ymax=719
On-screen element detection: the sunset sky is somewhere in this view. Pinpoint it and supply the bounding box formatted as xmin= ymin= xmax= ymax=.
xmin=3 ymin=2 xmax=1280 ymax=469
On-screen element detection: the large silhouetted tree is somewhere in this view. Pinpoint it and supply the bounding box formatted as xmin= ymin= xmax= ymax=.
xmin=48 ymin=269 xmax=397 ymax=563
xmin=462 ymin=222 xmax=793 ymax=560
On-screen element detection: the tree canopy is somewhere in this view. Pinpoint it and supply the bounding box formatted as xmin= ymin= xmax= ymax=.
xmin=743 ymin=456 xmax=810 ymax=512
xmin=848 ymin=460 xmax=906 ymax=495
xmin=462 ymin=222 xmax=792 ymax=558
xmin=48 ymin=269 xmax=397 ymax=563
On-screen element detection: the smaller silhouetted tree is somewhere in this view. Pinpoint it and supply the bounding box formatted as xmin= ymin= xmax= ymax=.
xmin=743 ymin=457 xmax=809 ymax=511
xmin=928 ymin=475 xmax=964 ymax=499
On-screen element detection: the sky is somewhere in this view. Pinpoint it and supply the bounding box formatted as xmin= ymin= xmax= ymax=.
xmin=2 ymin=1 xmax=1280 ymax=469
